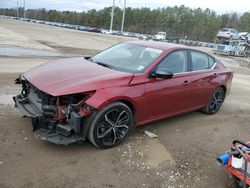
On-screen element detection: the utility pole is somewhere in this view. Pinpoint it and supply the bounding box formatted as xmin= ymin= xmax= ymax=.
xmin=16 ymin=0 xmax=19 ymax=18
xmin=23 ymin=0 xmax=26 ymax=18
xmin=110 ymin=0 xmax=115 ymax=33
xmin=121 ymin=0 xmax=126 ymax=33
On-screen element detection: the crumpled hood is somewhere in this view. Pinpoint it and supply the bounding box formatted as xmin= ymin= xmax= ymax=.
xmin=24 ymin=57 xmax=133 ymax=96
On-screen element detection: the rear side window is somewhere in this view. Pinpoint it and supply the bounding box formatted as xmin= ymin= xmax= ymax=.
xmin=158 ymin=50 xmax=188 ymax=74
xmin=191 ymin=51 xmax=213 ymax=71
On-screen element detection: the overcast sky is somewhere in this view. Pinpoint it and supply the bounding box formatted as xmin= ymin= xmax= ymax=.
xmin=0 ymin=0 xmax=249 ymax=14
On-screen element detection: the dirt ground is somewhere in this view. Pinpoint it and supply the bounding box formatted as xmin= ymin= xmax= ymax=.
xmin=0 ymin=18 xmax=250 ymax=188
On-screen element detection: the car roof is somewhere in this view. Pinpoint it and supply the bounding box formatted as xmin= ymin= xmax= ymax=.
xmin=126 ymin=40 xmax=186 ymax=51
xmin=221 ymin=28 xmax=236 ymax=30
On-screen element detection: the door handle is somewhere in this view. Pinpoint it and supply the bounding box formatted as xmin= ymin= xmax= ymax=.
xmin=183 ymin=80 xmax=189 ymax=85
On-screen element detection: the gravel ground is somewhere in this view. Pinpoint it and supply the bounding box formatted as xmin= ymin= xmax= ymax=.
xmin=0 ymin=17 xmax=250 ymax=188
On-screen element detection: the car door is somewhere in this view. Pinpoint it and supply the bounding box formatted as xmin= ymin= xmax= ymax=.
xmin=187 ymin=50 xmax=217 ymax=109
xmin=143 ymin=50 xmax=192 ymax=121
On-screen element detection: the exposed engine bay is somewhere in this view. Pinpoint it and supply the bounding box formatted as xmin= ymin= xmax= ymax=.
xmin=13 ymin=74 xmax=95 ymax=145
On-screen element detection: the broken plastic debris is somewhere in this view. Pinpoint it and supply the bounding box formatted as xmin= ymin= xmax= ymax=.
xmin=24 ymin=137 xmax=28 ymax=141
xmin=144 ymin=130 xmax=158 ymax=138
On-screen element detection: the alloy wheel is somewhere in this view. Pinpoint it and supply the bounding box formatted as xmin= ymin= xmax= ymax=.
xmin=97 ymin=109 xmax=130 ymax=146
xmin=209 ymin=88 xmax=224 ymax=113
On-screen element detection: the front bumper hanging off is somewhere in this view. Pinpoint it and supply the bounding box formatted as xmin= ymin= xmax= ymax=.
xmin=13 ymin=92 xmax=94 ymax=146
xmin=34 ymin=129 xmax=83 ymax=145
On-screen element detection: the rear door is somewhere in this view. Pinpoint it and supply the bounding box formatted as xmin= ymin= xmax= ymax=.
xmin=187 ymin=50 xmax=217 ymax=109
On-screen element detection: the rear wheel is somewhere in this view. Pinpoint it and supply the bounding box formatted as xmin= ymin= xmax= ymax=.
xmin=88 ymin=102 xmax=133 ymax=148
xmin=202 ymin=87 xmax=225 ymax=115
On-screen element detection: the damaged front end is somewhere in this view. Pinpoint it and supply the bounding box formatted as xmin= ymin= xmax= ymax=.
xmin=13 ymin=74 xmax=96 ymax=145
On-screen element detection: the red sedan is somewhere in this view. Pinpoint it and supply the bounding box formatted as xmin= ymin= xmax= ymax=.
xmin=13 ymin=41 xmax=233 ymax=148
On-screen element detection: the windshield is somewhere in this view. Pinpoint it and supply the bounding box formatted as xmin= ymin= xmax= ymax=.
xmin=91 ymin=43 xmax=163 ymax=73
xmin=157 ymin=32 xmax=166 ymax=35
xmin=220 ymin=28 xmax=229 ymax=32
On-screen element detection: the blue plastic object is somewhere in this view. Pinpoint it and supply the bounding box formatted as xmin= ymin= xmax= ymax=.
xmin=217 ymin=152 xmax=230 ymax=166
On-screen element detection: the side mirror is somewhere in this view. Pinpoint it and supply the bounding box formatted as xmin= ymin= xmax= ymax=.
xmin=150 ymin=68 xmax=174 ymax=79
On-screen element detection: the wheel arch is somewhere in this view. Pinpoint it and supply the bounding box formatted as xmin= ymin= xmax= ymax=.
xmin=118 ymin=99 xmax=135 ymax=115
xmin=86 ymin=95 xmax=137 ymax=122
xmin=219 ymin=85 xmax=227 ymax=100
xmin=101 ymin=98 xmax=137 ymax=128
xmin=109 ymin=99 xmax=136 ymax=128
xmin=117 ymin=99 xmax=137 ymax=128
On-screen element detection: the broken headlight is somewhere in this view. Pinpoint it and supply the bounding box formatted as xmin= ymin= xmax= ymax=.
xmin=59 ymin=91 xmax=95 ymax=118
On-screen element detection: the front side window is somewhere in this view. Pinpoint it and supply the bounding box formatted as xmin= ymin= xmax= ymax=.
xmin=157 ymin=50 xmax=188 ymax=74
xmin=91 ymin=43 xmax=163 ymax=73
xmin=191 ymin=51 xmax=211 ymax=71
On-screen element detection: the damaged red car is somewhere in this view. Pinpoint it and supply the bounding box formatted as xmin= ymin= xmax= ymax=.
xmin=13 ymin=41 xmax=233 ymax=148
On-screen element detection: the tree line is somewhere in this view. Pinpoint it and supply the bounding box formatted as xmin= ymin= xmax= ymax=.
xmin=1 ymin=6 xmax=250 ymax=42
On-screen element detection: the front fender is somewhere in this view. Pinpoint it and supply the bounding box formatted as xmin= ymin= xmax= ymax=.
xmin=85 ymin=85 xmax=145 ymax=124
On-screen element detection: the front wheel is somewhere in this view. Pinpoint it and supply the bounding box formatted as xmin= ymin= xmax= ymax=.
xmin=202 ymin=87 xmax=225 ymax=115
xmin=88 ymin=102 xmax=133 ymax=149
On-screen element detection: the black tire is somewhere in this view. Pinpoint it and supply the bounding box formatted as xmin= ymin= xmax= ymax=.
xmin=202 ymin=87 xmax=225 ymax=115
xmin=88 ymin=102 xmax=133 ymax=149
